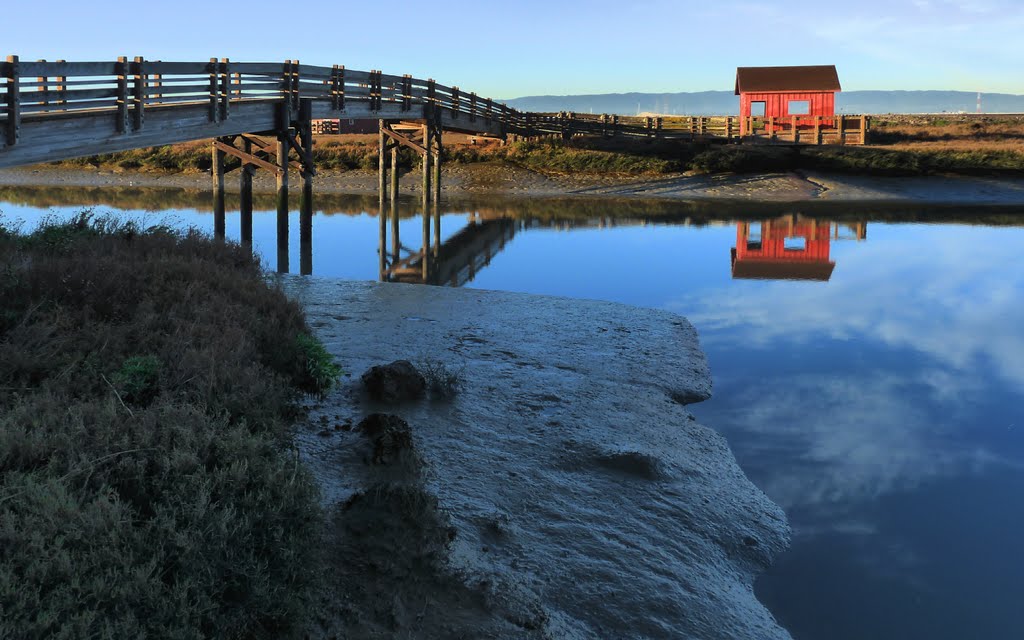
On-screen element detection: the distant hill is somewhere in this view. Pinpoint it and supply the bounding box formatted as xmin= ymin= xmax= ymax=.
xmin=503 ymin=90 xmax=1024 ymax=116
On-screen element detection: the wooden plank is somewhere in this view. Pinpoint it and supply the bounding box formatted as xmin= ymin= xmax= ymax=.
xmin=229 ymin=62 xmax=286 ymax=75
xmin=144 ymin=61 xmax=211 ymax=75
xmin=18 ymin=61 xmax=120 ymax=77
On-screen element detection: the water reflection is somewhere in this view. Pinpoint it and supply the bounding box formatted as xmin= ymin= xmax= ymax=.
xmin=3 ymin=183 xmax=1024 ymax=640
xmin=732 ymin=216 xmax=867 ymax=281
xmin=378 ymin=199 xmax=518 ymax=286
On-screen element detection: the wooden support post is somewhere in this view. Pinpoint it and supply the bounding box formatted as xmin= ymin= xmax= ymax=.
xmin=208 ymin=58 xmax=219 ymax=123
xmin=390 ymin=143 xmax=399 ymax=204
xmin=212 ymin=140 xmax=226 ymax=239
xmin=116 ymin=56 xmax=129 ymax=133
xmin=791 ymin=115 xmax=798 ymax=143
xmin=4 ymin=55 xmax=20 ymax=147
xmin=219 ymin=58 xmax=230 ymax=121
xmin=277 ymin=129 xmax=290 ymax=273
xmin=422 ymin=123 xmax=432 ymax=203
xmin=814 ymin=115 xmax=821 ymax=144
xmin=299 ymin=99 xmax=313 ymax=276
xmin=378 ymin=120 xmax=387 ymax=205
xmin=240 ymin=137 xmax=253 ymax=247
xmin=838 ymin=114 xmax=845 ymax=145
xmin=859 ymin=115 xmax=867 ymax=144
xmin=768 ymin=116 xmax=776 ymax=142
xmin=390 ymin=195 xmax=400 ymax=264
xmin=378 ymin=197 xmax=387 ymax=280
xmin=432 ymin=199 xmax=440 ymax=258
xmin=131 ymin=57 xmax=145 ymax=131
xmin=35 ymin=59 xmax=48 ymax=112
xmin=421 ymin=192 xmax=430 ymax=282
xmin=432 ymin=125 xmax=441 ymax=203
xmin=55 ymin=59 xmax=67 ymax=108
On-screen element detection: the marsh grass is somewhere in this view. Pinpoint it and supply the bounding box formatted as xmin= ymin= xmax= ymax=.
xmin=0 ymin=212 xmax=335 ymax=639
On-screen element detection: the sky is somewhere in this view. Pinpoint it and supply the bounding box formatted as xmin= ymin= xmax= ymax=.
xmin=4 ymin=0 xmax=1022 ymax=98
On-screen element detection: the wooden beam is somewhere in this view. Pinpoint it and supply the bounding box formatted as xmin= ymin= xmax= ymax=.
xmin=213 ymin=139 xmax=282 ymax=175
xmin=381 ymin=125 xmax=427 ymax=155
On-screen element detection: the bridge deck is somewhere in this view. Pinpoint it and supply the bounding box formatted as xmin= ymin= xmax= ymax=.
xmin=1 ymin=57 xmax=866 ymax=170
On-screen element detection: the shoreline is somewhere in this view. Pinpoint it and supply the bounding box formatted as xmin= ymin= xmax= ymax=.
xmin=2 ymin=163 xmax=1023 ymax=205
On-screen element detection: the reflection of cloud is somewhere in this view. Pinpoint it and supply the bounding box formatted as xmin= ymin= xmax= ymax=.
xmin=678 ymin=226 xmax=1024 ymax=387
xmin=679 ymin=225 xmax=1024 ymax=532
xmin=709 ymin=370 xmax=1000 ymax=514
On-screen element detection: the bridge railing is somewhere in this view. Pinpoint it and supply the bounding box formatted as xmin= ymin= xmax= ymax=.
xmin=1 ymin=57 xmax=529 ymax=142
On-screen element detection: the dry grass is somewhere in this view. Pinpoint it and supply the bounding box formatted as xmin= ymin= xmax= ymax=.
xmin=0 ymin=213 xmax=338 ymax=639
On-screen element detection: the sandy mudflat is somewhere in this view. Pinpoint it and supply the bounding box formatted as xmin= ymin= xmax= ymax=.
xmin=2 ymin=162 xmax=1023 ymax=204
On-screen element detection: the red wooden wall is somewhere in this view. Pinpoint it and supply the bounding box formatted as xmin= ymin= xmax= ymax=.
xmin=734 ymin=220 xmax=832 ymax=263
xmin=739 ymin=91 xmax=836 ymax=134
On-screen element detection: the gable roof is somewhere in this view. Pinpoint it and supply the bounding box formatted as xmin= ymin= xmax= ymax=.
xmin=735 ymin=65 xmax=841 ymax=95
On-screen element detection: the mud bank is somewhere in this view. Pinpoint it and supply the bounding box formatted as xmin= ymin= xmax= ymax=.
xmin=2 ymin=163 xmax=1022 ymax=204
xmin=281 ymin=279 xmax=792 ymax=639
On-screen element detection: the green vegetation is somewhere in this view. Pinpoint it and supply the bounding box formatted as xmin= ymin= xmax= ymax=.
xmin=0 ymin=212 xmax=340 ymax=639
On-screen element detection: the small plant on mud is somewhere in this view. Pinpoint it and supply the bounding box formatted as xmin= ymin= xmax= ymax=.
xmin=418 ymin=358 xmax=465 ymax=399
xmin=295 ymin=334 xmax=342 ymax=397
xmin=112 ymin=354 xmax=162 ymax=406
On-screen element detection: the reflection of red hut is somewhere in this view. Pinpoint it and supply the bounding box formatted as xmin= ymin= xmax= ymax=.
xmin=731 ymin=217 xmax=836 ymax=281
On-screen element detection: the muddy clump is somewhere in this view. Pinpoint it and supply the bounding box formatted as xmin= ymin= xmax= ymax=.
xmin=357 ymin=413 xmax=415 ymax=466
xmin=361 ymin=360 xmax=426 ymax=403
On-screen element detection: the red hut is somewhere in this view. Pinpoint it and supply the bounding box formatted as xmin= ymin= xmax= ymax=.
xmin=735 ymin=65 xmax=841 ymax=136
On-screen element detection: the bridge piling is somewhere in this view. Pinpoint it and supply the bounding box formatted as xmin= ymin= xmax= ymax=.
xmin=212 ymin=140 xmax=226 ymax=239
xmin=240 ymin=136 xmax=253 ymax=247
xmin=378 ymin=120 xmax=387 ymax=206
xmin=299 ymin=100 xmax=314 ymax=276
xmin=390 ymin=142 xmax=398 ymax=205
xmin=276 ymin=129 xmax=290 ymax=274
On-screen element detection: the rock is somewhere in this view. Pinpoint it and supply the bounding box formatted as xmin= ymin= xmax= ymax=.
xmin=361 ymin=360 xmax=426 ymax=403
xmin=284 ymin=280 xmax=790 ymax=640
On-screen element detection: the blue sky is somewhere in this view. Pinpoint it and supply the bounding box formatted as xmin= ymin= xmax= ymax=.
xmin=5 ymin=0 xmax=1022 ymax=98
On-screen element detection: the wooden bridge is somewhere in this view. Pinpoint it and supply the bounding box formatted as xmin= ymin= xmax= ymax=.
xmin=0 ymin=56 xmax=867 ymax=275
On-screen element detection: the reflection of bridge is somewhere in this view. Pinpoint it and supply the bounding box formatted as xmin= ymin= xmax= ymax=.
xmin=731 ymin=215 xmax=867 ymax=281
xmin=380 ymin=210 xmax=517 ymax=286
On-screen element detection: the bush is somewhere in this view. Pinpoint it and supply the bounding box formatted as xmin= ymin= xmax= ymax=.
xmin=294 ymin=333 xmax=342 ymax=397
xmin=0 ymin=217 xmax=327 ymax=639
xmin=418 ymin=358 xmax=465 ymax=399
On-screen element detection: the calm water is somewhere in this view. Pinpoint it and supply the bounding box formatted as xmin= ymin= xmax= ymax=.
xmin=2 ymin=186 xmax=1023 ymax=640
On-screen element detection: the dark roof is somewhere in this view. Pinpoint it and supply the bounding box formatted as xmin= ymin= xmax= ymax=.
xmin=731 ymin=251 xmax=836 ymax=281
xmin=735 ymin=65 xmax=841 ymax=95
